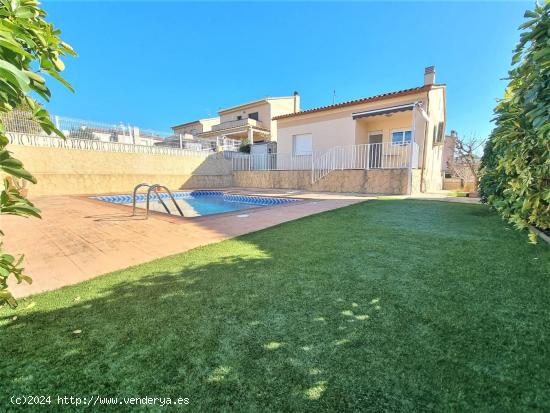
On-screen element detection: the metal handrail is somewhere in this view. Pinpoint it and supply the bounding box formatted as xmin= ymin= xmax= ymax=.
xmin=132 ymin=183 xmax=185 ymax=218
xmin=146 ymin=184 xmax=184 ymax=218
xmin=132 ymin=183 xmax=150 ymax=215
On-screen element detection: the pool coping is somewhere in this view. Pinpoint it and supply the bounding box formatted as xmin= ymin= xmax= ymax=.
xmin=78 ymin=189 xmax=311 ymax=223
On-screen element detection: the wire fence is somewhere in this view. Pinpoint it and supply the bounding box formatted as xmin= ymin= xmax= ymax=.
xmin=7 ymin=132 xmax=215 ymax=157
xmin=1 ymin=110 xmax=243 ymax=155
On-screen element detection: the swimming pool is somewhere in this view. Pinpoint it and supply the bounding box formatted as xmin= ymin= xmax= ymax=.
xmin=93 ymin=190 xmax=299 ymax=217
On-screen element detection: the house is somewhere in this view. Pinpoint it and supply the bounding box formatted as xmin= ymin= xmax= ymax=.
xmin=442 ymin=130 xmax=458 ymax=177
xmin=172 ymin=117 xmax=220 ymax=137
xmin=171 ymin=94 xmax=301 ymax=146
xmin=441 ymin=131 xmax=481 ymax=192
xmin=272 ymin=66 xmax=446 ymax=193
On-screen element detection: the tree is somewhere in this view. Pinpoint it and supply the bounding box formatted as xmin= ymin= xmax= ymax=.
xmin=450 ymin=136 xmax=485 ymax=191
xmin=0 ymin=0 xmax=75 ymax=306
xmin=479 ymin=3 xmax=549 ymax=242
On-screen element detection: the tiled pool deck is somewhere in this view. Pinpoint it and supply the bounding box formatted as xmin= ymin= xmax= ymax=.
xmin=4 ymin=189 xmax=370 ymax=298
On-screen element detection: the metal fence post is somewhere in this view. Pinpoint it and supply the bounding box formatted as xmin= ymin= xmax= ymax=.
xmin=128 ymin=124 xmax=135 ymax=145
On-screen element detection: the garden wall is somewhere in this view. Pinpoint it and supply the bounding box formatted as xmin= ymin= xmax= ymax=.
xmin=232 ymin=169 xmax=410 ymax=194
xmin=9 ymin=144 xmax=415 ymax=196
xmin=443 ymin=178 xmax=475 ymax=192
xmin=8 ymin=145 xmax=233 ymax=196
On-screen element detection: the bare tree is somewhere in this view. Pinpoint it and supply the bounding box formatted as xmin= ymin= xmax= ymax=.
xmin=449 ymin=135 xmax=486 ymax=191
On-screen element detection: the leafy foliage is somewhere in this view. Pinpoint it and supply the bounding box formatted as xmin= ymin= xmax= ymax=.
xmin=239 ymin=143 xmax=251 ymax=154
xmin=479 ymin=3 xmax=550 ymax=242
xmin=0 ymin=0 xmax=75 ymax=306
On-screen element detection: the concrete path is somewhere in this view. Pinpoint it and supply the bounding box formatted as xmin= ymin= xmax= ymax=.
xmin=4 ymin=191 xmax=367 ymax=298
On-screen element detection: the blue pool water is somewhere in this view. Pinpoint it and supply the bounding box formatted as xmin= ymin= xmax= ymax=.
xmin=93 ymin=190 xmax=298 ymax=217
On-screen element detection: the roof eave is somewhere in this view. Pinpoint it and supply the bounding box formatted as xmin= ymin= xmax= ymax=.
xmin=274 ymin=85 xmax=443 ymax=121
xmin=218 ymin=96 xmax=295 ymax=114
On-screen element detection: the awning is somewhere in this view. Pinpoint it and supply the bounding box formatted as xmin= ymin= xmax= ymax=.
xmin=352 ymin=103 xmax=414 ymax=120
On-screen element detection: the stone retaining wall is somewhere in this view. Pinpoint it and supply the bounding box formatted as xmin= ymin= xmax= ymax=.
xmin=232 ymin=169 xmax=410 ymax=194
xmin=8 ymin=145 xmax=232 ymax=196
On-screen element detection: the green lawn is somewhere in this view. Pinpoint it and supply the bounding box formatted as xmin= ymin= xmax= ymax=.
xmin=1 ymin=200 xmax=549 ymax=412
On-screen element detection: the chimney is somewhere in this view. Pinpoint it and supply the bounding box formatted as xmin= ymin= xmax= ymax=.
xmin=424 ymin=66 xmax=435 ymax=85
xmin=293 ymin=91 xmax=300 ymax=113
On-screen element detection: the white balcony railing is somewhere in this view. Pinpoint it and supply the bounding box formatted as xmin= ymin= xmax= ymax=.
xmin=211 ymin=118 xmax=263 ymax=132
xmin=231 ymin=142 xmax=419 ymax=182
xmin=215 ymin=136 xmax=241 ymax=152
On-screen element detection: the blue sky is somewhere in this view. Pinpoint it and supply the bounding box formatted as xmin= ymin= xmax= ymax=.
xmin=43 ymin=1 xmax=531 ymax=137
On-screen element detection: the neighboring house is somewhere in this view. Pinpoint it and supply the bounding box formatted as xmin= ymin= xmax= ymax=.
xmin=442 ymin=130 xmax=458 ymax=176
xmin=160 ymin=117 xmax=221 ymax=150
xmin=172 ymin=117 xmax=220 ymax=137
xmin=441 ymin=130 xmax=481 ymax=192
xmin=273 ymin=66 xmax=446 ymax=192
xmin=171 ymin=93 xmax=300 ymax=145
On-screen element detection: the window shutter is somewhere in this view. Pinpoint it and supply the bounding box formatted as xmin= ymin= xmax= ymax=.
xmin=293 ymin=134 xmax=313 ymax=155
xmin=437 ymin=122 xmax=444 ymax=143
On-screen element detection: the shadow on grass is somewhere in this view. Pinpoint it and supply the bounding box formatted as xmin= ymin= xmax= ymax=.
xmin=1 ymin=248 xmax=381 ymax=411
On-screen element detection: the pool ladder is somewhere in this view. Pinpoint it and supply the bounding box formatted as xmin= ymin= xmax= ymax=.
xmin=132 ymin=183 xmax=184 ymax=218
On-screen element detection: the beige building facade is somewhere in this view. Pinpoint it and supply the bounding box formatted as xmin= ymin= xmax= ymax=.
xmin=172 ymin=94 xmax=300 ymax=145
xmin=274 ymin=67 xmax=447 ymax=192
xmin=172 ymin=117 xmax=220 ymax=137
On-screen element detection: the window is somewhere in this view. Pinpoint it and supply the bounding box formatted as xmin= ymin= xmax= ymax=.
xmin=293 ymin=133 xmax=312 ymax=155
xmin=436 ymin=122 xmax=444 ymax=144
xmin=236 ymin=115 xmax=242 ymax=120
xmin=248 ymin=112 xmax=259 ymax=121
xmin=391 ymin=130 xmax=412 ymax=145
xmin=433 ymin=122 xmax=445 ymax=145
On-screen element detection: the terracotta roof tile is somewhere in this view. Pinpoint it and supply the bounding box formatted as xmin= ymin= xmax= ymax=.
xmin=273 ymin=84 xmax=442 ymax=120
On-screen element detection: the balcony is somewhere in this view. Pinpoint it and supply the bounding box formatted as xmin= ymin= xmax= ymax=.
xmin=211 ymin=118 xmax=264 ymax=132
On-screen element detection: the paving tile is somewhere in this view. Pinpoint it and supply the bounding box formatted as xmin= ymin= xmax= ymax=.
xmin=4 ymin=191 xmax=365 ymax=297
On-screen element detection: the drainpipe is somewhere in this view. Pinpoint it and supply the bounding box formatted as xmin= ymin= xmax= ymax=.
xmin=419 ymin=98 xmax=431 ymax=193
xmin=408 ymin=105 xmax=416 ymax=195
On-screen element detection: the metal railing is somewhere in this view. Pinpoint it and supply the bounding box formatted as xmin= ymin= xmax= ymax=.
xmin=232 ymin=142 xmax=419 ymax=182
xmin=1 ymin=110 xmax=213 ymax=151
xmin=216 ymin=136 xmax=241 ymax=151
xmin=211 ymin=118 xmax=263 ymax=132
xmin=312 ymin=142 xmax=416 ymax=182
xmin=132 ymin=183 xmax=184 ymax=218
xmin=231 ymin=152 xmax=313 ymax=171
xmin=7 ymin=132 xmax=212 ymax=157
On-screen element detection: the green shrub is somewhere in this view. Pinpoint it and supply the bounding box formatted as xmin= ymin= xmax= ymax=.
xmin=239 ymin=143 xmax=251 ymax=153
xmin=0 ymin=0 xmax=75 ymax=306
xmin=479 ymin=3 xmax=550 ymax=242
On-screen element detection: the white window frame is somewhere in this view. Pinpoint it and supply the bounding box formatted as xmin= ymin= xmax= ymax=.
xmin=292 ymin=133 xmax=313 ymax=156
xmin=390 ymin=128 xmax=412 ymax=146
